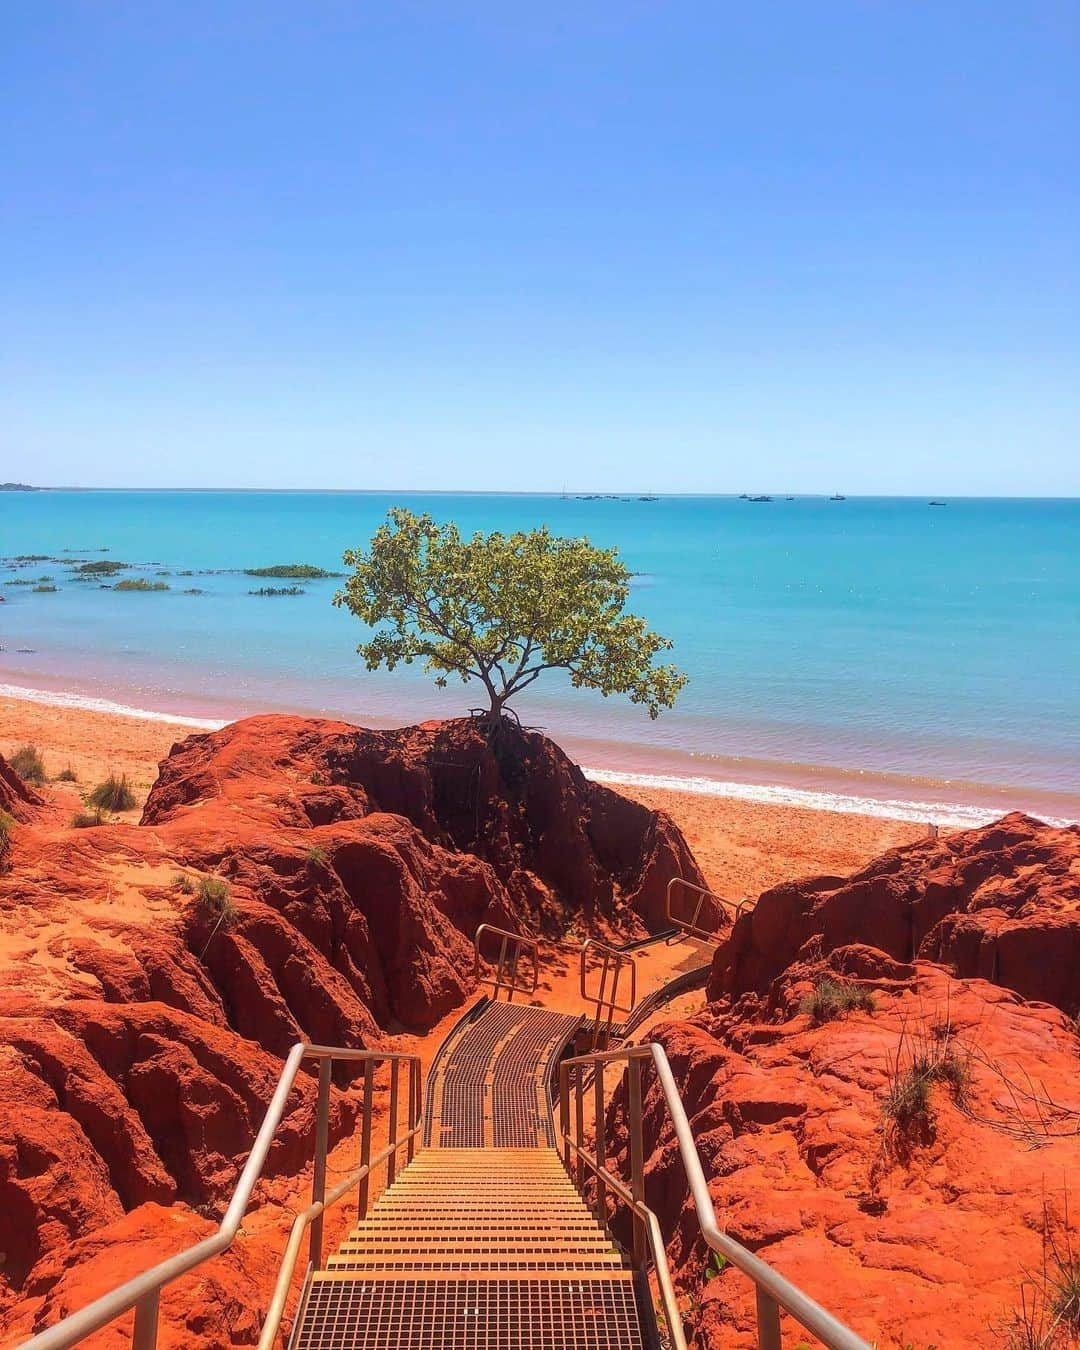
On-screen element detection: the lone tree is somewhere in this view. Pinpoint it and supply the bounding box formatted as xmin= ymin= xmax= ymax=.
xmin=335 ymin=509 xmax=687 ymax=724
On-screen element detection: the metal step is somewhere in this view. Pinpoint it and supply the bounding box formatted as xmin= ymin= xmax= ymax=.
xmin=291 ymin=1273 xmax=646 ymax=1349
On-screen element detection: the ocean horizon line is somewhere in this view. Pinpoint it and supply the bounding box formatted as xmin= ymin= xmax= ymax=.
xmin=7 ymin=486 xmax=1080 ymax=500
xmin=2 ymin=679 xmax=1073 ymax=832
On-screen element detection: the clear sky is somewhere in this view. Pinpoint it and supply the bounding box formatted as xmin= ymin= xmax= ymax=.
xmin=3 ymin=2 xmax=1078 ymax=494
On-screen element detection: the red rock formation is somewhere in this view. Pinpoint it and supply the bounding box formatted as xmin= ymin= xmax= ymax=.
xmin=610 ymin=815 xmax=1080 ymax=1348
xmin=143 ymin=714 xmax=703 ymax=935
xmin=709 ymin=812 xmax=1080 ymax=1015
xmin=626 ymin=962 xmax=1080 ymax=1348
xmin=0 ymin=714 xmax=697 ymax=1342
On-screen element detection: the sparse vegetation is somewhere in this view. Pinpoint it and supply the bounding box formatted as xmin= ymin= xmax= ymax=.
xmin=249 ymin=585 xmax=305 ymax=596
xmin=9 ymin=744 xmax=47 ymax=784
xmin=996 ymin=1196 xmax=1080 ymax=1349
xmin=883 ymin=1062 xmax=934 ymax=1137
xmin=705 ymin=1250 xmax=728 ymax=1279
xmin=55 ymin=766 xmax=78 ymax=782
xmin=71 ymin=809 xmax=107 ymax=828
xmin=114 ymin=578 xmax=169 ymax=592
xmin=930 ymin=1049 xmax=973 ymax=1107
xmin=244 ymin=563 xmax=341 ymax=579
xmin=0 ymin=810 xmax=14 ymax=866
xmin=87 ymin=773 xmax=137 ymax=812
xmin=307 ymin=845 xmax=328 ymax=866
xmin=196 ymin=874 xmax=234 ymax=914
xmin=192 ymin=874 xmax=239 ymax=958
xmin=174 ymin=872 xmax=195 ymax=893
xmin=799 ymin=978 xmax=877 ymax=1025
xmin=882 ymin=1019 xmax=975 ymax=1151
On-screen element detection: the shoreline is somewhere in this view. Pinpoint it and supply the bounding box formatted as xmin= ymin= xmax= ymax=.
xmin=0 ymin=676 xmax=1075 ymax=829
xmin=0 ymin=683 xmax=930 ymax=897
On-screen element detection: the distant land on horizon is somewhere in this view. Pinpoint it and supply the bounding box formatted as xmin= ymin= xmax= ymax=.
xmin=2 ymin=483 xmax=1079 ymax=500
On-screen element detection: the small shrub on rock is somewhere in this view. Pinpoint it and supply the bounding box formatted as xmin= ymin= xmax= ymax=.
xmin=884 ymin=1063 xmax=934 ymax=1136
xmin=55 ymin=766 xmax=78 ymax=782
xmin=9 ymin=744 xmax=47 ymax=784
xmin=0 ymin=810 xmax=14 ymax=866
xmin=799 ymin=978 xmax=877 ymax=1025
xmin=71 ymin=810 xmax=107 ymax=828
xmin=87 ymin=774 xmax=137 ymax=812
xmin=196 ymin=875 xmax=237 ymax=925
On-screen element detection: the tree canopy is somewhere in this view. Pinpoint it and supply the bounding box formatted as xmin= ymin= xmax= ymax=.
xmin=334 ymin=508 xmax=687 ymax=722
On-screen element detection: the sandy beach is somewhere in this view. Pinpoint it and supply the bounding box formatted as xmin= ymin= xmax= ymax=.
xmin=0 ymin=689 xmax=925 ymax=895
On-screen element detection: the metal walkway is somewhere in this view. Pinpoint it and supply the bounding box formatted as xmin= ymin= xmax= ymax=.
xmin=290 ymin=1002 xmax=649 ymax=1349
xmin=21 ymin=921 xmax=872 ymax=1350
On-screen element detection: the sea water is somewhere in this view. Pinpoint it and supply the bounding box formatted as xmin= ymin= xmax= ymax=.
xmin=1 ymin=491 xmax=1077 ymax=824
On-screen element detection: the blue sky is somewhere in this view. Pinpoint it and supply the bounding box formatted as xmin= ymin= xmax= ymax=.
xmin=3 ymin=3 xmax=1078 ymax=494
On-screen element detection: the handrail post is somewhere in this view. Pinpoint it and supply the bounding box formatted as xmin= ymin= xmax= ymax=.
xmin=358 ymin=1059 xmax=373 ymax=1218
xmin=593 ymin=951 xmax=610 ymax=1051
xmin=131 ymin=1290 xmax=159 ymax=1350
xmin=559 ymin=1062 xmax=571 ymax=1168
xmin=756 ymin=1288 xmax=782 ymax=1350
xmin=593 ymin=1063 xmax=607 ymax=1224
xmin=574 ymin=1067 xmax=585 ymax=1190
xmin=387 ymin=1059 xmax=400 ymax=1188
xmin=408 ymin=1059 xmax=419 ymax=1163
xmin=628 ymin=1056 xmax=646 ymax=1266
xmin=309 ymin=1057 xmax=332 ymax=1271
xmin=508 ymin=940 xmax=520 ymax=1005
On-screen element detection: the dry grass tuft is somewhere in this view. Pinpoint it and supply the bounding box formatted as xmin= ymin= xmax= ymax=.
xmin=799 ymin=978 xmax=877 ymax=1025
xmin=9 ymin=744 xmax=47 ymax=784
xmin=87 ymin=774 xmax=137 ymax=812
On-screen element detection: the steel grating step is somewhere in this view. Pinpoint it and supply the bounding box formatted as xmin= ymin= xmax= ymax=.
xmin=332 ymin=1253 xmax=624 ymax=1266
xmin=292 ymin=1274 xmax=646 ymax=1349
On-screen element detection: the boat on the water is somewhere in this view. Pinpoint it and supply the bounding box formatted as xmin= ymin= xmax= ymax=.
xmin=829 ymin=493 xmax=846 ymax=501
xmin=929 ymin=500 xmax=947 ymax=506
xmin=747 ymin=494 xmax=773 ymax=502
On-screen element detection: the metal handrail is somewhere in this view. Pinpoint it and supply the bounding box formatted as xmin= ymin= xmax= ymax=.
xmin=666 ymin=876 xmax=750 ymax=943
xmin=20 ymin=1044 xmax=422 ymax=1350
xmin=578 ymin=937 xmax=637 ymax=1051
xmin=560 ymin=1044 xmax=872 ymax=1350
xmin=473 ymin=922 xmax=540 ymax=1001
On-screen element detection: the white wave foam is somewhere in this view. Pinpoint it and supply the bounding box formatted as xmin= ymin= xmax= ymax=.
xmin=584 ymin=767 xmax=1075 ymax=829
xmin=1 ymin=681 xmax=1072 ymax=827
xmin=0 ymin=683 xmax=227 ymax=731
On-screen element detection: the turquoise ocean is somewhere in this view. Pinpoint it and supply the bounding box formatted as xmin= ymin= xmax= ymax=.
xmin=1 ymin=491 xmax=1077 ymax=826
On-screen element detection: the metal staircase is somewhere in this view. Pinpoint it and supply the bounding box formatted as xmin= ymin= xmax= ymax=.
xmin=288 ymin=983 xmax=645 ymax=1349
xmin=20 ymin=916 xmax=873 ymax=1350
